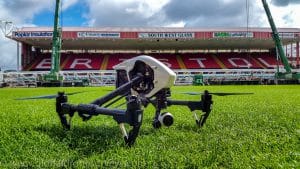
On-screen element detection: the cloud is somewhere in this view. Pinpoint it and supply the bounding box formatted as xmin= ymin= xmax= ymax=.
xmin=83 ymin=0 xmax=299 ymax=28
xmin=160 ymin=0 xmax=267 ymax=27
xmin=62 ymin=0 xmax=79 ymax=10
xmin=0 ymin=34 xmax=17 ymax=70
xmin=0 ymin=0 xmax=53 ymax=25
xmin=263 ymin=1 xmax=300 ymax=27
xmin=84 ymin=0 xmax=170 ymax=26
xmin=0 ymin=0 xmax=76 ymax=70
xmin=84 ymin=0 xmax=268 ymax=28
xmin=271 ymin=0 xmax=300 ymax=7
xmin=283 ymin=12 xmax=294 ymax=25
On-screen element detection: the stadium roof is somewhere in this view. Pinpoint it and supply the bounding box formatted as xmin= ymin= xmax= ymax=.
xmin=12 ymin=27 xmax=300 ymax=32
xmin=9 ymin=27 xmax=300 ymax=50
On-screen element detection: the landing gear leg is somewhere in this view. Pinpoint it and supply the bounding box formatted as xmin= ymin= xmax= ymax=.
xmin=152 ymin=110 xmax=162 ymax=129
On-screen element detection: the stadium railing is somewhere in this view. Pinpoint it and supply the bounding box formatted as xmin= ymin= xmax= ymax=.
xmin=2 ymin=68 xmax=296 ymax=87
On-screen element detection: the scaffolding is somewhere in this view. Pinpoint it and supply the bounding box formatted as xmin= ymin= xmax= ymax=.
xmin=2 ymin=72 xmax=38 ymax=87
xmin=2 ymin=68 xmax=299 ymax=87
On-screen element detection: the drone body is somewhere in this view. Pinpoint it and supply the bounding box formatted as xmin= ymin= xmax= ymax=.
xmin=56 ymin=55 xmax=213 ymax=146
xmin=113 ymin=55 xmax=176 ymax=98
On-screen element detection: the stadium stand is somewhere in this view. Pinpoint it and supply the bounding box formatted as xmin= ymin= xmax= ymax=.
xmin=4 ymin=27 xmax=299 ymax=86
xmin=25 ymin=52 xmax=283 ymax=71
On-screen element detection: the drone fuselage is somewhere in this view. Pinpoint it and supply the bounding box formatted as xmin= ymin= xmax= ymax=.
xmin=113 ymin=55 xmax=176 ymax=98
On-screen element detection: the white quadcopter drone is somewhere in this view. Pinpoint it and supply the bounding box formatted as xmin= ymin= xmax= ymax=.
xmin=55 ymin=55 xmax=213 ymax=146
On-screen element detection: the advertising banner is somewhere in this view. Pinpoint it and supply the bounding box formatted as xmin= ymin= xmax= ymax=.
xmin=13 ymin=32 xmax=53 ymax=38
xmin=138 ymin=32 xmax=195 ymax=39
xmin=279 ymin=32 xmax=295 ymax=38
xmin=77 ymin=32 xmax=120 ymax=38
xmin=213 ymin=32 xmax=254 ymax=38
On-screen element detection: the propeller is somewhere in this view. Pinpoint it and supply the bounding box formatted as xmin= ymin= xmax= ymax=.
xmin=15 ymin=91 xmax=87 ymax=100
xmin=181 ymin=91 xmax=253 ymax=96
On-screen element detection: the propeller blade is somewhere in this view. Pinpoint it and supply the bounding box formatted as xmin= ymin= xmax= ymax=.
xmin=181 ymin=92 xmax=202 ymax=96
xmin=209 ymin=92 xmax=254 ymax=96
xmin=181 ymin=92 xmax=253 ymax=96
xmin=15 ymin=91 xmax=87 ymax=100
xmin=15 ymin=94 xmax=58 ymax=100
xmin=65 ymin=91 xmax=87 ymax=96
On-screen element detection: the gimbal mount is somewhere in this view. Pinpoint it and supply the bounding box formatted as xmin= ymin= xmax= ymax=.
xmin=144 ymin=89 xmax=213 ymax=129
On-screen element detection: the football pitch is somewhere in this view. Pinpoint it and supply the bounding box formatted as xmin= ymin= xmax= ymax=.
xmin=0 ymin=85 xmax=299 ymax=168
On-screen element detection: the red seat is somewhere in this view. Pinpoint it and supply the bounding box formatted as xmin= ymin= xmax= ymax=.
xmin=106 ymin=54 xmax=136 ymax=70
xmin=217 ymin=53 xmax=267 ymax=69
xmin=181 ymin=53 xmax=221 ymax=69
xmin=63 ymin=53 xmax=103 ymax=70
xmin=26 ymin=52 xmax=283 ymax=71
xmin=253 ymin=53 xmax=283 ymax=68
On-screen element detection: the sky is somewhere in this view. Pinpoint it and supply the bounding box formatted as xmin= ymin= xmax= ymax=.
xmin=0 ymin=0 xmax=300 ymax=70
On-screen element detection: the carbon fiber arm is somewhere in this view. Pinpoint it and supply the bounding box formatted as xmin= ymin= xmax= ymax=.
xmin=56 ymin=93 xmax=143 ymax=146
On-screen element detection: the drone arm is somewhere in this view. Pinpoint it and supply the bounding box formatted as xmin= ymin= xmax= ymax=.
xmin=166 ymin=92 xmax=213 ymax=127
xmin=56 ymin=94 xmax=143 ymax=146
xmin=167 ymin=100 xmax=203 ymax=111
xmin=90 ymin=74 xmax=143 ymax=106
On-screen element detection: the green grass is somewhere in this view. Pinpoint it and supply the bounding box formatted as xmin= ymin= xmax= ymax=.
xmin=0 ymin=85 xmax=299 ymax=168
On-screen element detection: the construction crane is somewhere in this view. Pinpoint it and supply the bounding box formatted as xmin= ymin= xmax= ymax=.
xmin=42 ymin=0 xmax=63 ymax=85
xmin=261 ymin=0 xmax=300 ymax=81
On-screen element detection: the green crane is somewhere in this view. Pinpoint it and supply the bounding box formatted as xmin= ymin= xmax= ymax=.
xmin=261 ymin=0 xmax=300 ymax=81
xmin=43 ymin=0 xmax=63 ymax=83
